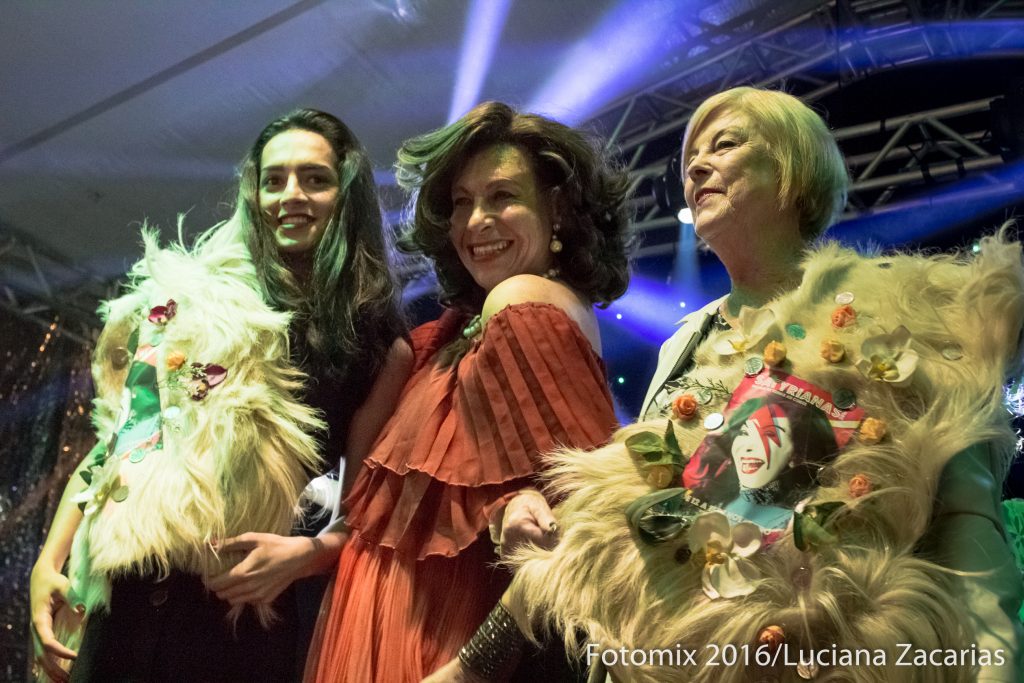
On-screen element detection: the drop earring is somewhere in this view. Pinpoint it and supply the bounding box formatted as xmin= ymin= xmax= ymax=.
xmin=549 ymin=222 xmax=563 ymax=253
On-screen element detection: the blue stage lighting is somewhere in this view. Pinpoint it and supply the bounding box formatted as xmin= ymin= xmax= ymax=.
xmin=527 ymin=0 xmax=692 ymax=123
xmin=447 ymin=0 xmax=513 ymax=123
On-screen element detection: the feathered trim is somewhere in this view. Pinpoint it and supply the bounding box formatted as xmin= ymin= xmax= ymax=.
xmin=68 ymin=218 xmax=324 ymax=625
xmin=507 ymin=232 xmax=1024 ymax=682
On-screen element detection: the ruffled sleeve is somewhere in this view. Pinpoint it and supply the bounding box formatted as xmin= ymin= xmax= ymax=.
xmin=345 ymin=302 xmax=617 ymax=559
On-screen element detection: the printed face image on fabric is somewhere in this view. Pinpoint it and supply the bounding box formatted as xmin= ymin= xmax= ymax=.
xmin=731 ymin=405 xmax=792 ymax=490
xmin=681 ymin=369 xmax=864 ymax=531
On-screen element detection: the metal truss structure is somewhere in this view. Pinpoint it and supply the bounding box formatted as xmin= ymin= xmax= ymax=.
xmin=0 ymin=223 xmax=114 ymax=347
xmin=585 ymin=0 xmax=1024 ymax=258
xmin=3 ymin=0 xmax=1022 ymax=318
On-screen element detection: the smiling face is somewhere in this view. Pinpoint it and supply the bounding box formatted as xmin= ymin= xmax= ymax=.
xmin=730 ymin=403 xmax=793 ymax=490
xmin=449 ymin=144 xmax=554 ymax=293
xmin=258 ymin=129 xmax=340 ymax=254
xmin=682 ymin=108 xmax=786 ymax=249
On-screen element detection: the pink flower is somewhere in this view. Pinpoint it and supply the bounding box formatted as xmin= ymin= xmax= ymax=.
xmin=672 ymin=393 xmax=699 ymax=421
xmin=758 ymin=625 xmax=785 ymax=650
xmin=830 ymin=304 xmax=856 ymax=329
xmin=848 ymin=474 xmax=873 ymax=498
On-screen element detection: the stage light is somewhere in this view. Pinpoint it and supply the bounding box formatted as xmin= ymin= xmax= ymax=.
xmin=447 ymin=0 xmax=512 ymax=123
xmin=678 ymin=207 xmax=693 ymax=224
xmin=598 ymin=274 xmax=710 ymax=345
xmin=527 ymin=0 xmax=687 ymax=123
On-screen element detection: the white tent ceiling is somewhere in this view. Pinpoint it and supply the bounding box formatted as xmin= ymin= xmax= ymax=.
xmin=2 ymin=0 xmax=690 ymax=275
xmin=2 ymin=0 xmax=1023 ymax=354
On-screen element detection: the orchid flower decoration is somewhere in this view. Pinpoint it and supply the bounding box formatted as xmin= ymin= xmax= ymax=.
xmin=72 ymin=457 xmax=120 ymax=517
xmin=855 ymin=325 xmax=918 ymax=387
xmin=163 ymin=361 xmax=229 ymax=401
xmin=147 ymin=299 xmax=177 ymax=325
xmin=688 ymin=511 xmax=762 ymax=599
xmin=712 ymin=307 xmax=775 ymax=356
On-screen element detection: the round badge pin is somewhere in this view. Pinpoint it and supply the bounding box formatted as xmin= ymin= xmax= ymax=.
xmin=703 ymin=412 xmax=725 ymax=430
xmin=744 ymin=357 xmax=765 ymax=376
xmin=696 ymin=389 xmax=713 ymax=405
xmin=797 ymin=661 xmax=819 ymax=680
xmin=129 ymin=450 xmax=146 ymax=464
xmin=834 ymin=291 xmax=855 ymax=305
xmin=941 ymin=343 xmax=963 ymax=361
xmin=834 ymin=388 xmax=857 ymax=410
xmin=785 ymin=323 xmax=806 ymax=340
xmin=111 ymin=347 xmax=131 ymax=370
xmin=111 ymin=485 xmax=130 ymax=503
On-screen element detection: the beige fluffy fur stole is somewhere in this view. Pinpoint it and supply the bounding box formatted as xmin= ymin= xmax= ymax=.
xmin=66 ymin=219 xmax=323 ymax=626
xmin=507 ymin=233 xmax=1024 ymax=682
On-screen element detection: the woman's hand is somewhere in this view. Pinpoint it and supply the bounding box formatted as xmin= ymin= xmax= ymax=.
xmin=206 ymin=533 xmax=319 ymax=607
xmin=497 ymin=489 xmax=559 ymax=560
xmin=30 ymin=562 xmax=79 ymax=682
xmin=206 ymin=530 xmax=347 ymax=607
xmin=421 ymin=657 xmax=488 ymax=683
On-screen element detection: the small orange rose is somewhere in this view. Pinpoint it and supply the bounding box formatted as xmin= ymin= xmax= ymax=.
xmin=166 ymin=350 xmax=187 ymax=370
xmin=820 ymin=338 xmax=845 ymax=363
xmin=672 ymin=393 xmax=699 ymax=421
xmin=831 ymin=304 xmax=857 ymax=329
xmin=859 ymin=417 xmax=887 ymax=444
xmin=758 ymin=625 xmax=785 ymax=650
xmin=646 ymin=464 xmax=675 ymax=489
xmin=848 ymin=473 xmax=873 ymax=498
xmin=763 ymin=340 xmax=787 ymax=367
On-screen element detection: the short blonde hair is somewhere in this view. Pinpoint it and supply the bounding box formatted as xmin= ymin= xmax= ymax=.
xmin=682 ymin=87 xmax=849 ymax=240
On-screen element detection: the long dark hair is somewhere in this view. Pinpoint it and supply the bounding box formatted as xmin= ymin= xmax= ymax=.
xmin=395 ymin=101 xmax=633 ymax=312
xmin=684 ymin=395 xmax=839 ymax=508
xmin=235 ymin=108 xmax=405 ymax=380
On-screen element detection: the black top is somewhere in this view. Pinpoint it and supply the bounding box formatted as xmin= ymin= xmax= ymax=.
xmin=295 ymin=340 xmax=393 ymax=474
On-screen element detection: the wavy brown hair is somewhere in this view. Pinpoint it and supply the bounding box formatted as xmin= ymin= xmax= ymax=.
xmin=395 ymin=101 xmax=633 ymax=312
xmin=235 ymin=108 xmax=405 ymax=381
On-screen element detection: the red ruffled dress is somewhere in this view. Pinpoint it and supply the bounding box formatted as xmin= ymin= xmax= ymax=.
xmin=307 ymin=303 xmax=617 ymax=682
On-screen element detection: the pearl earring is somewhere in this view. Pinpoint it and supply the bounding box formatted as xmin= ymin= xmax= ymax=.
xmin=549 ymin=222 xmax=563 ymax=253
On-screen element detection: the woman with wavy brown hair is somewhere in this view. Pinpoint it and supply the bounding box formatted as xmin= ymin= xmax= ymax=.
xmin=306 ymin=101 xmax=632 ymax=682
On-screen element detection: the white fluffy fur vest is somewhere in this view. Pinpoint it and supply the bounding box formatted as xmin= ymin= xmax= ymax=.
xmin=67 ymin=221 xmax=323 ymax=621
xmin=507 ymin=234 xmax=1024 ymax=682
